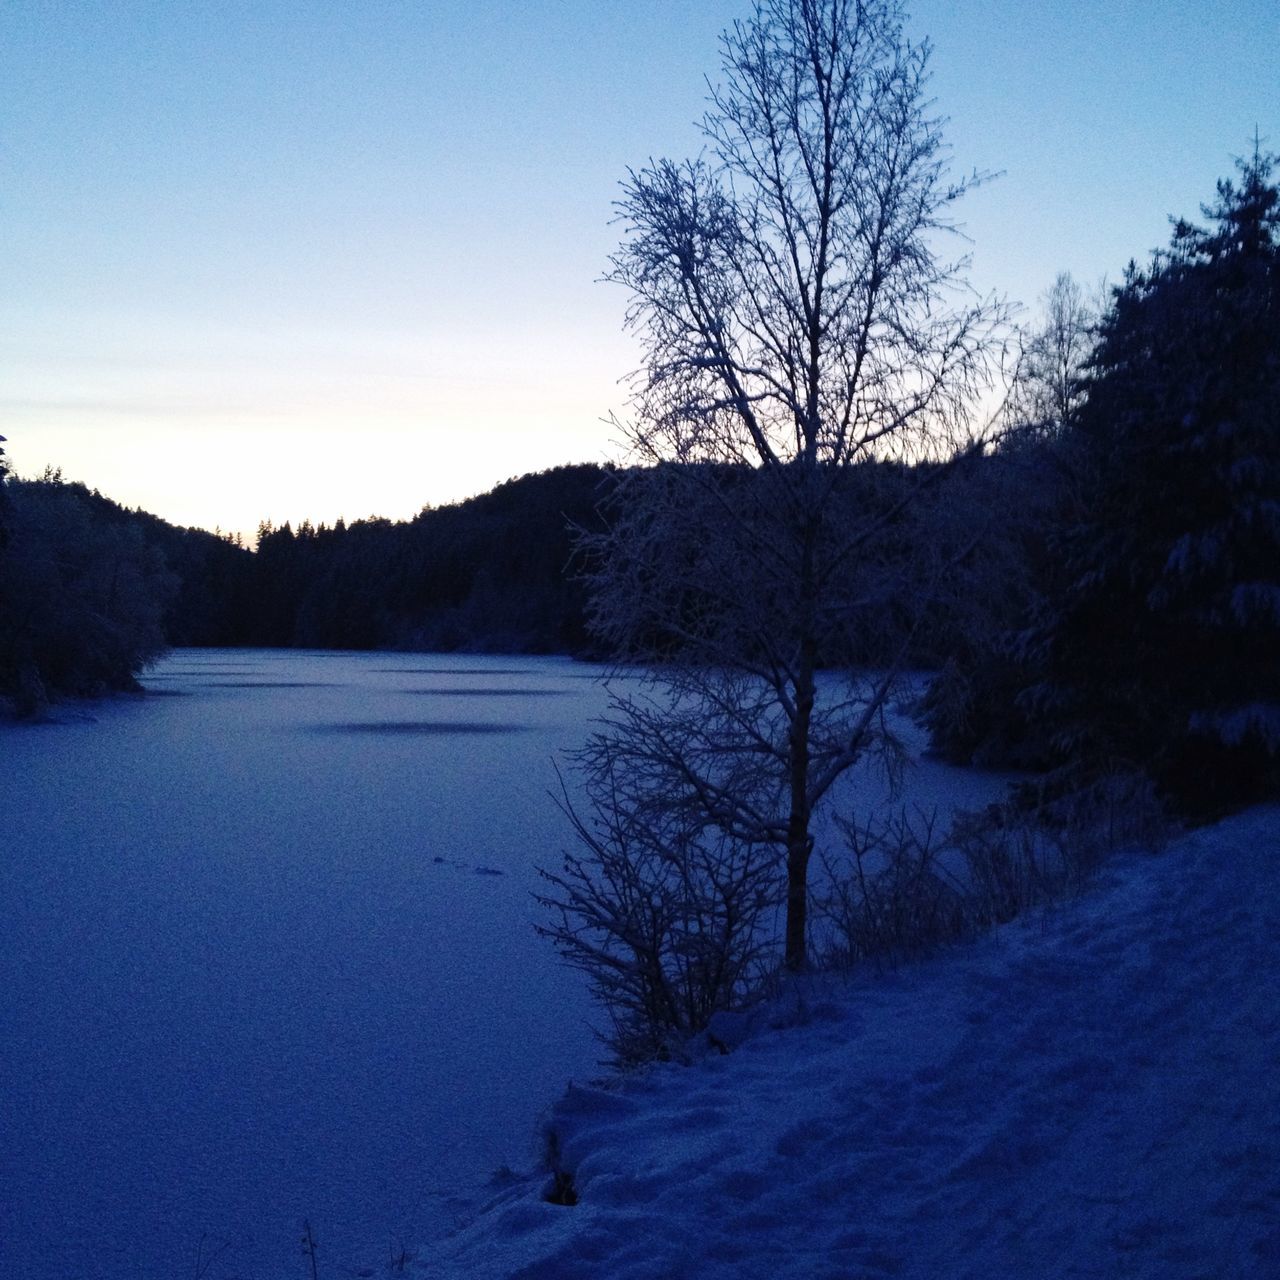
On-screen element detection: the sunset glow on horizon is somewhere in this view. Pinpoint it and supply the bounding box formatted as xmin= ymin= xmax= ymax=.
xmin=4 ymin=0 xmax=1276 ymax=541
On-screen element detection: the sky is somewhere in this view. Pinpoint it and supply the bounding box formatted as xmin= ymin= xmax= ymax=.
xmin=3 ymin=0 xmax=1277 ymax=542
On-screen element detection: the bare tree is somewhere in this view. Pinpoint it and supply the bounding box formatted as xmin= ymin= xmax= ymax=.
xmin=541 ymin=0 xmax=1005 ymax=1045
xmin=1006 ymin=271 xmax=1098 ymax=437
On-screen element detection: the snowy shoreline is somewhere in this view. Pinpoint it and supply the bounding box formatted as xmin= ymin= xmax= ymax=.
xmin=8 ymin=652 xmax=1275 ymax=1278
xmin=425 ymin=806 xmax=1280 ymax=1278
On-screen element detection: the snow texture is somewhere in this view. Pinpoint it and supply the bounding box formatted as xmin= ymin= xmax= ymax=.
xmin=1190 ymin=702 xmax=1280 ymax=751
xmin=9 ymin=649 xmax=1273 ymax=1278
xmin=1 ymin=649 xmax=995 ymax=1280
xmin=1 ymin=650 xmax=609 ymax=1280
xmin=430 ymin=806 xmax=1280 ymax=1279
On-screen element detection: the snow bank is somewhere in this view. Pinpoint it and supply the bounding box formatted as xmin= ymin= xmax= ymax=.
xmin=427 ymin=806 xmax=1280 ymax=1278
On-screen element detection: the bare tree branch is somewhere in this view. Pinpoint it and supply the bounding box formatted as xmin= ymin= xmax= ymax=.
xmin=540 ymin=0 xmax=1008 ymax=1055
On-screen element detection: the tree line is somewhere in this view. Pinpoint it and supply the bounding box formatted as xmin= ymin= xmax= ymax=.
xmin=248 ymin=463 xmax=605 ymax=652
xmin=922 ymin=151 xmax=1280 ymax=818
xmin=0 ymin=448 xmax=983 ymax=722
xmin=0 ymin=463 xmax=609 ymax=714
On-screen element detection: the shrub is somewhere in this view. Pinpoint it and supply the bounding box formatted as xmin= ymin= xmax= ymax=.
xmin=816 ymin=771 xmax=1169 ymax=969
xmin=537 ymin=757 xmax=781 ymax=1066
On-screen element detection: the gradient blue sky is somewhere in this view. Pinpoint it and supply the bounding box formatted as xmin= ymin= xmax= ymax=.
xmin=4 ymin=1 xmax=1276 ymax=540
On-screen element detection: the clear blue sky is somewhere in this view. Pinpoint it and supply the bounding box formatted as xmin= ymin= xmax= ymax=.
xmin=3 ymin=0 xmax=1276 ymax=540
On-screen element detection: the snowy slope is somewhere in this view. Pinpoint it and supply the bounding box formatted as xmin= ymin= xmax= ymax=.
xmin=426 ymin=807 xmax=1280 ymax=1278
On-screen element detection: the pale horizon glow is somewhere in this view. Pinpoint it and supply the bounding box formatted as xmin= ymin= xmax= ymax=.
xmin=3 ymin=0 xmax=1276 ymax=541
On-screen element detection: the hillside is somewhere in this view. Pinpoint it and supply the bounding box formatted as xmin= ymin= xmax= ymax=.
xmin=426 ymin=807 xmax=1280 ymax=1278
xmin=0 ymin=465 xmax=611 ymax=712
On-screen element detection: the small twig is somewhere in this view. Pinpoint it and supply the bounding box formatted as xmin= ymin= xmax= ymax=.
xmin=301 ymin=1219 xmax=319 ymax=1280
xmin=193 ymin=1232 xmax=231 ymax=1280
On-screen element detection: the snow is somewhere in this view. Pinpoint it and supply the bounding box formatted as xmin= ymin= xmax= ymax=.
xmin=428 ymin=805 xmax=1280 ymax=1278
xmin=8 ymin=650 xmax=1274 ymax=1278
xmin=1191 ymin=702 xmax=1280 ymax=751
xmin=1 ymin=650 xmax=612 ymax=1280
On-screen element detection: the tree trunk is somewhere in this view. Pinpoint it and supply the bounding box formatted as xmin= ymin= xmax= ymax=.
xmin=784 ymin=673 xmax=814 ymax=970
xmin=784 ymin=810 xmax=812 ymax=970
xmin=785 ymin=539 xmax=817 ymax=971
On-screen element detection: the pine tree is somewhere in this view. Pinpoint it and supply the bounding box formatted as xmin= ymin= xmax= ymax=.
xmin=1030 ymin=149 xmax=1280 ymax=812
xmin=0 ymin=434 xmax=10 ymax=547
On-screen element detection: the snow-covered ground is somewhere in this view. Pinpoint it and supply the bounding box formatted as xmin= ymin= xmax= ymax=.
xmin=428 ymin=805 xmax=1280 ymax=1278
xmin=14 ymin=649 xmax=1257 ymax=1280
xmin=2 ymin=650 xmax=613 ymax=1280
xmin=1 ymin=651 xmax=1002 ymax=1280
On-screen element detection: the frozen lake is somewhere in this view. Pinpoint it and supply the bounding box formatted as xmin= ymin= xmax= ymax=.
xmin=1 ymin=649 xmax=611 ymax=1280
xmin=1 ymin=649 xmax=1006 ymax=1280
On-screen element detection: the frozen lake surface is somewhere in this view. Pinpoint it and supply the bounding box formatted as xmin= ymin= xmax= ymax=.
xmin=1 ymin=649 xmax=1006 ymax=1280
xmin=2 ymin=650 xmax=609 ymax=1280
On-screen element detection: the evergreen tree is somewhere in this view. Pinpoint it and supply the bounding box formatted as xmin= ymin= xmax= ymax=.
xmin=0 ymin=474 xmax=174 ymax=712
xmin=0 ymin=434 xmax=10 ymax=548
xmin=1027 ymin=150 xmax=1280 ymax=811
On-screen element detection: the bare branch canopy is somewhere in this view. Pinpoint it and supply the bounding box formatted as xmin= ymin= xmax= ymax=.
xmin=541 ymin=0 xmax=1008 ymax=1050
